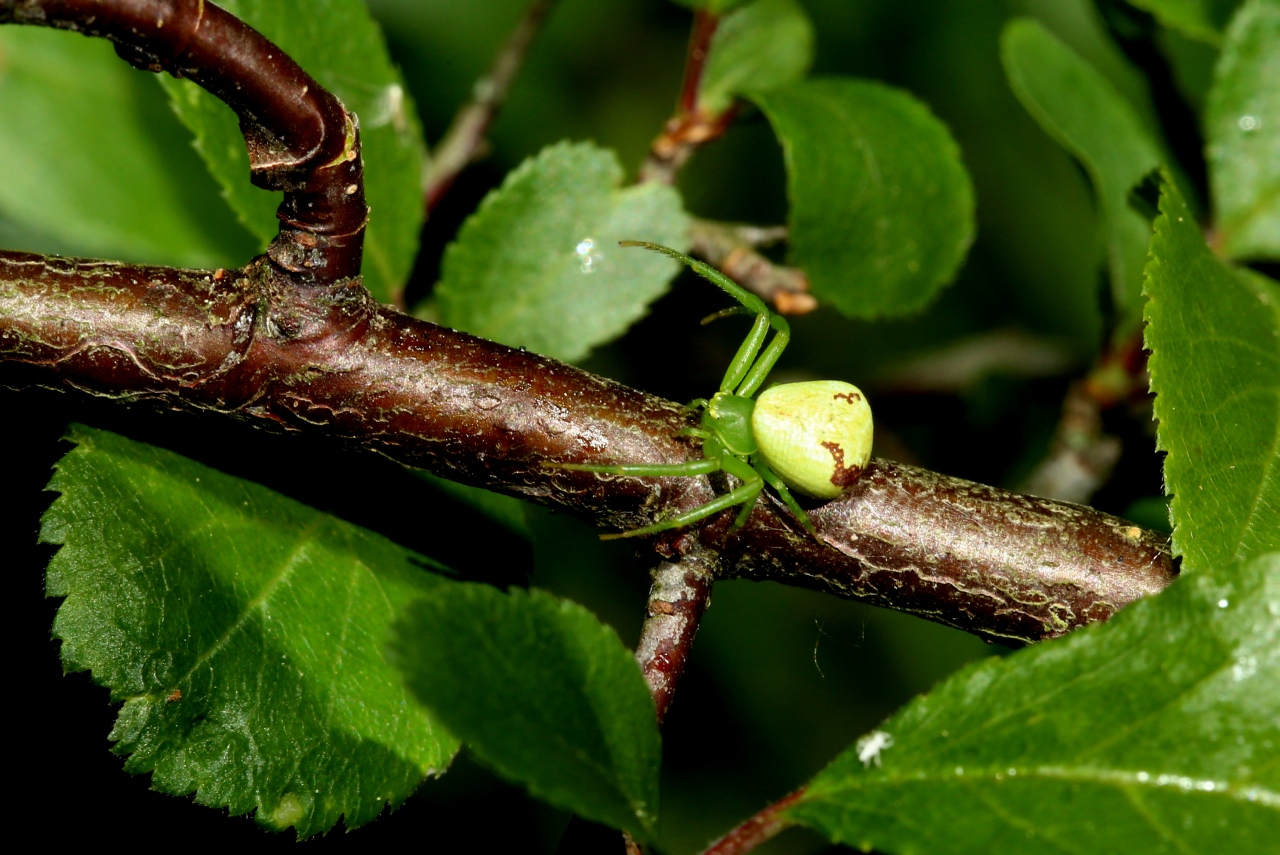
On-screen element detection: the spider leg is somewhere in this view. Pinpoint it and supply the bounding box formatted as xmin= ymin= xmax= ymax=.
xmin=719 ymin=453 xmax=765 ymax=530
xmin=754 ymin=457 xmax=817 ymax=535
xmin=544 ymin=458 xmax=722 ymax=477
xmin=621 ymin=241 xmax=771 ymax=315
xmin=734 ymin=313 xmax=789 ymax=397
xmin=720 ymin=311 xmax=771 ymax=393
xmin=618 ymin=241 xmax=792 ymax=397
xmin=601 ymin=478 xmax=764 ymax=540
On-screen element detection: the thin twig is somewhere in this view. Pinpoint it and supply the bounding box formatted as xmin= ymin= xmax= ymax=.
xmin=624 ymin=556 xmax=716 ymax=855
xmin=638 ymin=10 xmax=736 ymax=185
xmin=690 ymin=219 xmax=816 ymax=314
xmin=634 ymin=550 xmax=716 ymax=724
xmin=1021 ymin=379 xmax=1123 ymax=504
xmin=1021 ymin=327 xmax=1149 ymax=504
xmin=677 ymin=9 xmax=719 ymax=115
xmin=424 ymin=0 xmax=558 ymax=213
xmin=699 ymin=789 xmax=805 ymax=855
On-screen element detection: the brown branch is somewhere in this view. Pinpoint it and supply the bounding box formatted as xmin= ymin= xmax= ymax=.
xmin=699 ymin=789 xmax=804 ymax=855
xmin=634 ymin=550 xmax=716 ymax=724
xmin=1021 ymin=327 xmax=1150 ymax=503
xmin=424 ymin=0 xmax=558 ymax=213
xmin=638 ymin=11 xmax=735 ymax=186
xmin=3 ymin=0 xmax=367 ymax=286
xmin=677 ymin=9 xmax=719 ymax=116
xmin=689 ymin=220 xmax=816 ymax=315
xmin=0 ymin=251 xmax=1176 ymax=645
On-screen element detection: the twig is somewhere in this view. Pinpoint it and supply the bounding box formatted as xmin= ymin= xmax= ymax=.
xmin=2 ymin=0 xmax=368 ymax=286
xmin=699 ymin=789 xmax=805 ymax=855
xmin=677 ymin=9 xmax=719 ymax=116
xmin=1021 ymin=328 xmax=1149 ymax=504
xmin=1021 ymin=379 xmax=1123 ymax=504
xmin=690 ymin=220 xmax=815 ymax=314
xmin=0 ymin=250 xmax=1176 ymax=645
xmin=638 ymin=10 xmax=736 ymax=185
xmin=424 ymin=0 xmax=558 ymax=213
xmin=634 ymin=550 xmax=716 ymax=724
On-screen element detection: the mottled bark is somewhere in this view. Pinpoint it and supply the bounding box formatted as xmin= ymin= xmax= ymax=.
xmin=0 ymin=251 xmax=1176 ymax=645
xmin=634 ymin=551 xmax=716 ymax=724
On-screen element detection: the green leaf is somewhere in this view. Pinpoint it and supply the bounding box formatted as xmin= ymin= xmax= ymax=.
xmin=0 ymin=29 xmax=252 ymax=268
xmin=1206 ymin=0 xmax=1280 ymax=260
xmin=391 ymin=584 xmax=661 ymax=843
xmin=434 ymin=141 xmax=689 ymax=362
xmin=1001 ymin=18 xmax=1164 ymax=318
xmin=1144 ymin=171 xmax=1280 ymax=574
xmin=789 ymin=551 xmax=1280 ymax=855
xmin=1126 ymin=0 xmax=1245 ymax=44
xmin=42 ymin=425 xmax=457 ymax=837
xmin=157 ymin=0 xmax=426 ymax=305
xmin=749 ymin=78 xmax=975 ymax=319
xmin=698 ymin=0 xmax=814 ymax=115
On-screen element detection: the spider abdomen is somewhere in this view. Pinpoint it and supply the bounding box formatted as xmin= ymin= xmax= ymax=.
xmin=752 ymin=381 xmax=873 ymax=500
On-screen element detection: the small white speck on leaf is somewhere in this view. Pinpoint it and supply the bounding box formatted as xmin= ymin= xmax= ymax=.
xmin=856 ymin=730 xmax=893 ymax=768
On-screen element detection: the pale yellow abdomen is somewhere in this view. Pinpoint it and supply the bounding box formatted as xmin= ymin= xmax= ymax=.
xmin=752 ymin=380 xmax=873 ymax=499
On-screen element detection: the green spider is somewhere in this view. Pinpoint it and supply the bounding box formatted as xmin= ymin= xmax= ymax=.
xmin=554 ymin=240 xmax=873 ymax=540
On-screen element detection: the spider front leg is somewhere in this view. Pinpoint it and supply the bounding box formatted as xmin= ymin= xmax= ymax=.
xmin=599 ymin=475 xmax=764 ymax=541
xmin=546 ymin=437 xmax=768 ymax=540
xmin=620 ymin=240 xmax=790 ymax=397
xmin=548 ymin=458 xmax=723 ymax=478
xmin=752 ymin=457 xmax=816 ymax=535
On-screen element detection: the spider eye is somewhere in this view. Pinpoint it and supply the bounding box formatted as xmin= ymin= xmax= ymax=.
xmin=751 ymin=381 xmax=873 ymax=499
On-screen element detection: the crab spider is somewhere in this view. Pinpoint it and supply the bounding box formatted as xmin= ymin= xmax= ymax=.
xmin=551 ymin=240 xmax=873 ymax=540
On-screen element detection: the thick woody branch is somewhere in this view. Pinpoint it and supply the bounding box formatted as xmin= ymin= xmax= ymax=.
xmin=2 ymin=0 xmax=367 ymax=284
xmin=0 ymin=251 xmax=1175 ymax=645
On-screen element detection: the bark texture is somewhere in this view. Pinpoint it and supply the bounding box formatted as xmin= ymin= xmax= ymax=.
xmin=0 ymin=251 xmax=1176 ymax=645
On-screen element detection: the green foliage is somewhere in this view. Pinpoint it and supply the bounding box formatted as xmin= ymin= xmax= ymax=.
xmin=391 ymin=584 xmax=661 ymax=843
xmin=435 ymin=141 xmax=688 ymax=362
xmin=1144 ymin=172 xmax=1280 ymax=573
xmin=1001 ymin=18 xmax=1164 ymax=318
xmin=750 ymin=78 xmax=975 ymax=319
xmin=1126 ymin=0 xmax=1245 ymax=44
xmin=789 ymin=551 xmax=1280 ymax=854
xmin=158 ymin=0 xmax=425 ymax=305
xmin=1206 ymin=0 xmax=1280 ymax=260
xmin=42 ymin=425 xmax=457 ymax=837
xmin=698 ymin=0 xmax=814 ymax=114
xmin=0 ymin=29 xmax=252 ymax=267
